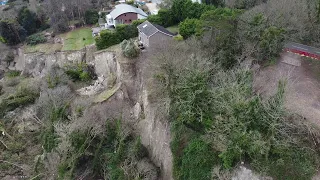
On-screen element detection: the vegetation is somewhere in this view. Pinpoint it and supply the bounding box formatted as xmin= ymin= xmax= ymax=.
xmin=153 ymin=41 xmax=320 ymax=180
xmin=120 ymin=39 xmax=140 ymax=58
xmin=95 ymin=24 xmax=138 ymax=50
xmin=179 ymin=18 xmax=200 ymax=39
xmin=0 ymin=78 xmax=40 ymax=118
xmin=65 ymin=63 xmax=95 ymax=82
xmin=26 ymin=33 xmax=47 ymax=45
xmin=61 ymin=28 xmax=95 ymax=51
xmin=0 ymin=20 xmax=27 ymax=45
xmin=84 ymin=9 xmax=99 ymax=25
xmin=5 ymin=70 xmax=20 ymax=78
xmin=1 ymin=0 xmax=320 ymax=179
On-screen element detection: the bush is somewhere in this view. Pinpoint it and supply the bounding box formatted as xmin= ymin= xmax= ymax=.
xmin=179 ymin=18 xmax=200 ymax=39
xmin=26 ymin=33 xmax=47 ymax=45
xmin=116 ymin=24 xmax=138 ymax=39
xmin=132 ymin=19 xmax=147 ymax=27
xmin=120 ymin=40 xmax=140 ymax=58
xmin=181 ymin=138 xmax=217 ymax=180
xmin=96 ymin=30 xmax=121 ymax=50
xmin=85 ymin=9 xmax=99 ymax=25
xmin=0 ymin=20 xmax=27 ymax=45
xmin=174 ymin=34 xmax=184 ymax=41
xmin=5 ymin=70 xmax=20 ymax=78
xmin=257 ymin=26 xmax=285 ymax=61
xmin=147 ymin=15 xmax=163 ymax=26
xmin=17 ymin=7 xmax=39 ymax=35
xmin=0 ymin=81 xmax=40 ymax=117
xmin=65 ymin=63 xmax=94 ymax=82
xmin=96 ymin=24 xmax=138 ymax=50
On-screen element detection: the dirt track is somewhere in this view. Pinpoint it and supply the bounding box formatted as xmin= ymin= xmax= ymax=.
xmin=254 ymin=52 xmax=320 ymax=125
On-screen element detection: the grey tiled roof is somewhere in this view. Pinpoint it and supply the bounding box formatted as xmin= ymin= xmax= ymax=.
xmin=137 ymin=21 xmax=176 ymax=37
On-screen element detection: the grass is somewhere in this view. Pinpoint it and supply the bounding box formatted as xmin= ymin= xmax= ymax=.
xmin=24 ymin=43 xmax=62 ymax=54
xmin=61 ymin=27 xmax=95 ymax=51
xmin=166 ymin=25 xmax=179 ymax=34
xmin=24 ymin=27 xmax=95 ymax=53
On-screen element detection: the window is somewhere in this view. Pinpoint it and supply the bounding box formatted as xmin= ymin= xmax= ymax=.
xmin=125 ymin=20 xmax=127 ymax=22
xmin=129 ymin=19 xmax=131 ymax=22
xmin=125 ymin=14 xmax=126 ymax=16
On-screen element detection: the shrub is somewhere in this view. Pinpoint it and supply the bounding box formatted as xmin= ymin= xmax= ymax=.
xmin=17 ymin=6 xmax=39 ymax=35
xmin=65 ymin=63 xmax=94 ymax=82
xmin=0 ymin=20 xmax=27 ymax=45
xmin=0 ymin=81 xmax=40 ymax=117
xmin=0 ymin=36 xmax=6 ymax=43
xmin=147 ymin=15 xmax=163 ymax=26
xmin=41 ymin=124 xmax=59 ymax=152
xmin=181 ymin=138 xmax=217 ymax=180
xmin=46 ymin=65 xmax=69 ymax=89
xmin=257 ymin=26 xmax=286 ymax=61
xmin=26 ymin=33 xmax=47 ymax=45
xmin=132 ymin=19 xmax=147 ymax=27
xmin=174 ymin=34 xmax=184 ymax=41
xmin=96 ymin=25 xmax=138 ymax=50
xmin=120 ymin=39 xmax=140 ymax=58
xmin=96 ymin=30 xmax=120 ymax=50
xmin=116 ymin=24 xmax=138 ymax=39
xmin=85 ymin=9 xmax=99 ymax=25
xmin=179 ymin=18 xmax=200 ymax=39
xmin=5 ymin=70 xmax=20 ymax=78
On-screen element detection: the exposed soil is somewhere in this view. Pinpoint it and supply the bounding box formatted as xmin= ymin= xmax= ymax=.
xmin=254 ymin=52 xmax=320 ymax=126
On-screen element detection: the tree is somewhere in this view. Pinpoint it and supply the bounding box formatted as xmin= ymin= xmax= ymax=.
xmin=84 ymin=9 xmax=99 ymax=25
xmin=197 ymin=8 xmax=242 ymax=69
xmin=171 ymin=0 xmax=186 ymax=23
xmin=179 ymin=18 xmax=200 ymax=39
xmin=17 ymin=7 xmax=40 ymax=35
xmin=203 ymin=0 xmax=225 ymax=6
xmin=257 ymin=26 xmax=285 ymax=61
xmin=0 ymin=20 xmax=27 ymax=45
xmin=158 ymin=9 xmax=175 ymax=27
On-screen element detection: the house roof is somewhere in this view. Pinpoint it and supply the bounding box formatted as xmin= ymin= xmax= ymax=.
xmin=109 ymin=4 xmax=148 ymax=19
xmin=137 ymin=21 xmax=176 ymax=37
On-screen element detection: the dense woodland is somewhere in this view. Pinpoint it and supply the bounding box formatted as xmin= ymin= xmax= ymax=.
xmin=0 ymin=0 xmax=320 ymax=179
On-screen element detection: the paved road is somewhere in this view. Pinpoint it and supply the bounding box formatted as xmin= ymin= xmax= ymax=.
xmin=284 ymin=42 xmax=320 ymax=59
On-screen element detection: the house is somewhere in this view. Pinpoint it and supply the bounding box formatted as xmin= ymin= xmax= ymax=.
xmin=137 ymin=21 xmax=176 ymax=48
xmin=0 ymin=0 xmax=8 ymax=5
xmin=106 ymin=4 xmax=148 ymax=27
xmin=192 ymin=0 xmax=202 ymax=3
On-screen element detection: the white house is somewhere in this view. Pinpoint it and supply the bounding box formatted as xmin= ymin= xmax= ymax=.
xmin=106 ymin=4 xmax=148 ymax=27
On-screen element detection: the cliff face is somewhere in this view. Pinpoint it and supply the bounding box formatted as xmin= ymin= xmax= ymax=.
xmin=14 ymin=47 xmax=173 ymax=180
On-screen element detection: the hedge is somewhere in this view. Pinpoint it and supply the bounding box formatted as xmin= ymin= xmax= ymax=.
xmin=96 ymin=24 xmax=139 ymax=50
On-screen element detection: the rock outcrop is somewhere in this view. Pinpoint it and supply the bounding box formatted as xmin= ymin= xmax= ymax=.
xmin=13 ymin=46 xmax=173 ymax=180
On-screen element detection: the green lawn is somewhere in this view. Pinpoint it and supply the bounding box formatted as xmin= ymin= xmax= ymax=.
xmin=61 ymin=27 xmax=95 ymax=51
xmin=166 ymin=25 xmax=179 ymax=34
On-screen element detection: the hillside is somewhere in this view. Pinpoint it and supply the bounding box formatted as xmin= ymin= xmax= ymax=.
xmin=1 ymin=0 xmax=320 ymax=179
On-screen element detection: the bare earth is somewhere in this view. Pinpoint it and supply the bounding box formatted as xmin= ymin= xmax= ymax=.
xmin=255 ymin=52 xmax=320 ymax=179
xmin=254 ymin=52 xmax=320 ymax=126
